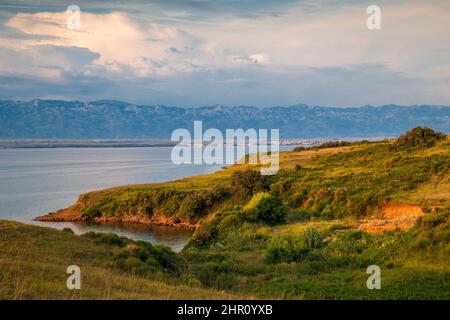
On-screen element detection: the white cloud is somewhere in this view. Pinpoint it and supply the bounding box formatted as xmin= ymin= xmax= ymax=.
xmin=2 ymin=11 xmax=199 ymax=78
xmin=231 ymin=53 xmax=271 ymax=65
xmin=0 ymin=0 xmax=449 ymax=105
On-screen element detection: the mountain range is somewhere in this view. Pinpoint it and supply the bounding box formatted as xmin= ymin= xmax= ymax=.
xmin=0 ymin=99 xmax=449 ymax=139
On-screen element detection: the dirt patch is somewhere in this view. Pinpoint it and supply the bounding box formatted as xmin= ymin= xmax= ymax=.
xmin=359 ymin=203 xmax=424 ymax=233
xmin=382 ymin=203 xmax=424 ymax=219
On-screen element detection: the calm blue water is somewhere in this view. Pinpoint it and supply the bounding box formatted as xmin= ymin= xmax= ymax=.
xmin=0 ymin=146 xmax=295 ymax=251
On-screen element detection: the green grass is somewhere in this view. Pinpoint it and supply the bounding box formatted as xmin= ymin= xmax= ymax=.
xmin=180 ymin=214 xmax=450 ymax=299
xmin=3 ymin=215 xmax=448 ymax=299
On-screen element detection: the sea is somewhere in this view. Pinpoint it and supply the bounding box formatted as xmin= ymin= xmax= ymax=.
xmin=0 ymin=145 xmax=295 ymax=251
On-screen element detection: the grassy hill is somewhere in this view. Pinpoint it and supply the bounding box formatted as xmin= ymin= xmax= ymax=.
xmin=3 ymin=127 xmax=450 ymax=299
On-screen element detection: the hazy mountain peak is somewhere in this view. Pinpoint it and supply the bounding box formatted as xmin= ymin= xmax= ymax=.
xmin=0 ymin=99 xmax=448 ymax=139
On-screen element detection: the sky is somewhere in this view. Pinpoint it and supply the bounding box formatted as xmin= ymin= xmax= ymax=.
xmin=0 ymin=0 xmax=449 ymax=107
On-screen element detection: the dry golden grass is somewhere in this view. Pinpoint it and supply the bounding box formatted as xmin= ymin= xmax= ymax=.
xmin=0 ymin=220 xmax=240 ymax=300
xmin=403 ymin=179 xmax=450 ymax=207
xmin=279 ymin=146 xmax=356 ymax=169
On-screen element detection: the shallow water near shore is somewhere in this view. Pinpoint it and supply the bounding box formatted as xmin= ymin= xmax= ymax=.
xmin=32 ymin=220 xmax=194 ymax=253
xmin=0 ymin=145 xmax=296 ymax=251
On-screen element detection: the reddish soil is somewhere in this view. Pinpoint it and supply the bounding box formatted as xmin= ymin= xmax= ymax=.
xmin=359 ymin=203 xmax=424 ymax=233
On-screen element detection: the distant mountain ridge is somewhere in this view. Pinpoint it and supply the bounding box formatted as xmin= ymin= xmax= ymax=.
xmin=0 ymin=99 xmax=449 ymax=139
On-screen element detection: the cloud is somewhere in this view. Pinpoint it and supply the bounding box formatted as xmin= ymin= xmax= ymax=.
xmin=0 ymin=62 xmax=440 ymax=108
xmin=231 ymin=53 xmax=271 ymax=65
xmin=2 ymin=10 xmax=200 ymax=78
xmin=0 ymin=0 xmax=449 ymax=106
xmin=0 ymin=44 xmax=99 ymax=79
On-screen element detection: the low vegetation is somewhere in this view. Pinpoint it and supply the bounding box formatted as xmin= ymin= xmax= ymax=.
xmin=243 ymin=192 xmax=287 ymax=225
xmin=265 ymin=227 xmax=325 ymax=263
xmin=66 ymin=128 xmax=449 ymax=227
xmin=0 ymin=221 xmax=237 ymax=299
xmin=2 ymin=208 xmax=448 ymax=299
xmin=293 ymin=140 xmax=351 ymax=152
xmin=390 ymin=126 xmax=446 ymax=151
xmin=2 ymin=127 xmax=449 ymax=299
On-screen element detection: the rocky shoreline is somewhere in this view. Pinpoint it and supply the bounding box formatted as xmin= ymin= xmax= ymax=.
xmin=36 ymin=209 xmax=198 ymax=230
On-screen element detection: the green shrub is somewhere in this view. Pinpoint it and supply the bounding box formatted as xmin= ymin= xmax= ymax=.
xmin=82 ymin=232 xmax=180 ymax=274
xmin=217 ymin=211 xmax=243 ymax=235
xmin=418 ymin=209 xmax=449 ymax=229
xmin=113 ymin=243 xmax=178 ymax=274
xmin=316 ymin=141 xmax=351 ymax=149
xmin=188 ymin=208 xmax=245 ymax=247
xmin=190 ymin=219 xmax=220 ymax=247
xmin=270 ymin=179 xmax=292 ymax=197
xmin=293 ymin=141 xmax=351 ymax=152
xmin=179 ymin=193 xmax=206 ymax=219
xmin=390 ymin=127 xmax=446 ymax=151
xmin=178 ymin=187 xmax=231 ymax=220
xmin=265 ymin=227 xmax=325 ymax=263
xmin=203 ymin=186 xmax=231 ymax=207
xmin=149 ymin=243 xmax=178 ymax=270
xmin=83 ymin=232 xmax=130 ymax=247
xmin=145 ymin=204 xmax=153 ymax=215
xmin=327 ymin=230 xmax=370 ymax=256
xmin=265 ymin=235 xmax=309 ymax=263
xmin=290 ymin=208 xmax=312 ymax=221
xmin=115 ymin=256 xmax=159 ymax=275
xmin=196 ymin=261 xmax=234 ymax=289
xmin=230 ymin=169 xmax=268 ymax=200
xmin=244 ymin=192 xmax=287 ymax=225
xmin=83 ymin=206 xmax=102 ymax=218
xmin=302 ymin=227 xmax=325 ymax=250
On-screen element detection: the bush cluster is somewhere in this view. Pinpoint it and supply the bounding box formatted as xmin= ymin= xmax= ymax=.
xmin=82 ymin=185 xmax=231 ymax=221
xmin=265 ymin=227 xmax=324 ymax=263
xmin=82 ymin=232 xmax=178 ymax=274
xmin=230 ymin=169 xmax=268 ymax=200
xmin=417 ymin=207 xmax=449 ymax=229
xmin=243 ymin=192 xmax=287 ymax=225
xmin=179 ymin=186 xmax=231 ymax=220
xmin=390 ymin=127 xmax=446 ymax=151
xmin=293 ymin=141 xmax=351 ymax=152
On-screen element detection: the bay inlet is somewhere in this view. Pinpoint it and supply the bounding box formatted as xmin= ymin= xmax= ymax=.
xmin=0 ymin=145 xmax=296 ymax=251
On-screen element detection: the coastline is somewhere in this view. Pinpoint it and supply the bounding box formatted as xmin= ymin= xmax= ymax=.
xmin=36 ymin=208 xmax=199 ymax=231
xmin=0 ymin=139 xmax=176 ymax=149
xmin=32 ymin=146 xmax=267 ymax=229
xmin=33 ymin=162 xmax=232 ymax=230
